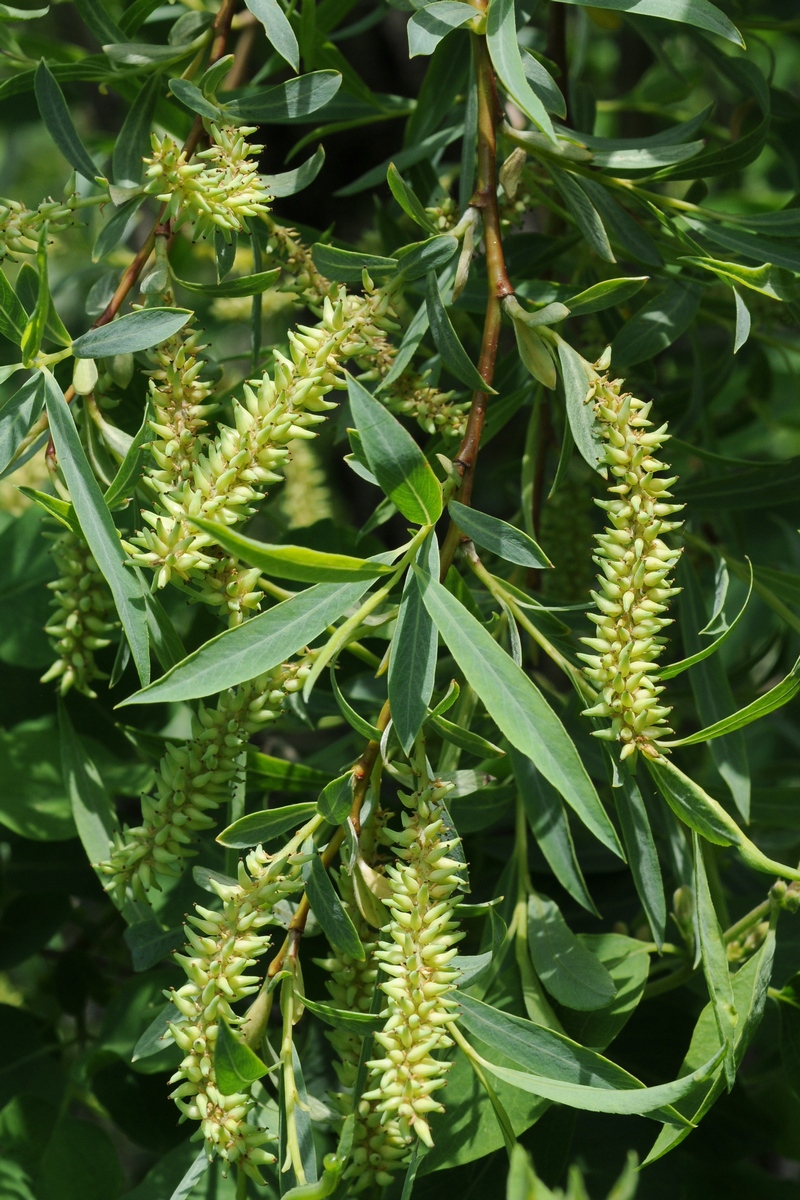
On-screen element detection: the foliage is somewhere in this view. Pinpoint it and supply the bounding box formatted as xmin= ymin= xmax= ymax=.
xmin=2 ymin=0 xmax=800 ymax=1198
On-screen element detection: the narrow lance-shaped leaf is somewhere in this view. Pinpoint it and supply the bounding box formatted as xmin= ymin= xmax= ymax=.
xmin=303 ymin=853 xmax=364 ymax=960
xmin=527 ymin=891 xmax=617 ymax=1011
xmin=557 ymin=339 xmax=606 ymax=475
xmin=72 ymin=308 xmax=193 ymax=358
xmin=120 ymin=580 xmax=373 ymax=705
xmin=407 ymin=2 xmax=477 ymax=57
xmin=512 ymin=748 xmax=597 ymax=915
xmin=188 ymin=516 xmax=391 ymax=583
xmin=426 ymin=271 xmax=494 ymax=393
xmin=264 ymin=146 xmax=325 ymax=199
xmin=346 ymin=373 xmax=442 ymax=524
xmin=245 ymin=0 xmax=299 ymax=70
xmin=549 ymin=0 xmax=744 ymax=47
xmin=0 ymin=266 xmax=29 ymax=345
xmin=21 ymin=227 xmax=50 ymax=366
xmin=616 ymin=769 xmax=666 ymax=948
xmin=217 ymin=803 xmax=318 ymax=849
xmin=42 ymin=371 xmax=150 ymax=686
xmin=0 ymin=376 xmax=44 ymax=475
xmin=389 ymin=532 xmax=440 ymax=754
xmin=486 ymin=0 xmax=556 ymax=141
xmin=58 ymin=699 xmax=117 ymax=874
xmin=223 ymin=70 xmax=342 ymax=122
xmin=113 ymin=72 xmax=162 ymax=186
xmin=693 ymin=832 xmax=738 ymax=1088
xmin=646 ymin=755 xmax=800 ymax=882
xmin=449 ymin=500 xmax=551 ymax=569
xmin=34 ymin=59 xmax=99 ymax=181
xmin=416 ymin=567 xmax=623 ymax=858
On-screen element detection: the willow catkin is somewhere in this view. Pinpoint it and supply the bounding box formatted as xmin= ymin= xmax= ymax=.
xmin=40 ymin=526 xmax=117 ymax=698
xmin=346 ymin=780 xmax=464 ymax=1190
xmin=166 ymin=840 xmax=309 ymax=1177
xmin=577 ymin=367 xmax=683 ymax=760
xmin=99 ymin=659 xmax=313 ymax=900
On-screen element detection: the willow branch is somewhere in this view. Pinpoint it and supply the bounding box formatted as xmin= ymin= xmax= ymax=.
xmin=439 ymin=28 xmax=512 ymax=580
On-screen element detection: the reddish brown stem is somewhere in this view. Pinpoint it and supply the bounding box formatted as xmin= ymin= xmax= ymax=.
xmin=439 ymin=32 xmax=512 ymax=580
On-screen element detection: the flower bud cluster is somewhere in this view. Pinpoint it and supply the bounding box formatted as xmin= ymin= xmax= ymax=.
xmin=167 ymin=843 xmax=306 ymax=1176
xmin=0 ymin=195 xmax=73 ymax=260
xmin=347 ymin=781 xmax=464 ymax=1189
xmin=577 ymin=369 xmax=683 ymax=759
xmin=144 ymin=124 xmax=272 ymax=241
xmin=99 ymin=659 xmax=313 ymax=900
xmin=146 ymin=325 xmax=217 ymax=493
xmin=129 ymin=283 xmax=398 ymax=617
xmin=40 ymin=527 xmax=117 ymax=697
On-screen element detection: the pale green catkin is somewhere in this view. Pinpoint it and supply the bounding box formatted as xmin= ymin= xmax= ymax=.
xmin=346 ymin=780 xmax=464 ymax=1190
xmin=99 ymin=659 xmax=313 ymax=900
xmin=0 ymin=195 xmax=73 ymax=260
xmin=144 ymin=124 xmax=272 ymax=241
xmin=577 ymin=368 xmax=684 ymax=760
xmin=40 ymin=526 xmax=117 ymax=698
xmin=166 ymin=840 xmax=308 ymax=1178
xmin=128 ymin=283 xmax=400 ymax=623
xmin=540 ymin=464 xmax=595 ymax=604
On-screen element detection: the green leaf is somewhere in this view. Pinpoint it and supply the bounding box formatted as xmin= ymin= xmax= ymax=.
xmin=661 ymin=559 xmax=752 ymax=679
xmin=347 ymin=373 xmax=442 ymax=524
xmin=557 ymin=339 xmax=605 ymax=475
xmin=679 ymin=255 xmax=794 ymax=302
xmin=264 ymin=146 xmax=325 ymax=199
xmin=527 ymin=891 xmax=617 ymax=1011
xmin=113 ymin=74 xmax=162 ymax=186
xmin=407 ymin=2 xmax=477 ymax=57
xmin=667 ymin=653 xmax=800 ymax=748
xmin=224 ymin=71 xmax=342 ymax=122
xmin=644 ymin=921 xmax=776 ymax=1163
xmin=0 ymin=376 xmax=44 ymax=474
xmin=550 ymin=0 xmax=743 ymax=46
xmin=214 ymin=1018 xmax=269 ymax=1095
xmin=579 ymin=178 xmax=662 ymax=266
xmin=245 ymin=0 xmax=300 ymax=72
xmin=426 ymin=271 xmax=492 ymax=393
xmin=693 ymin=832 xmax=737 ymax=1088
xmin=0 ymin=5 xmax=48 ymax=18
xmin=458 ymin=994 xmax=701 ymax=1125
xmin=512 ymin=748 xmax=597 ymax=915
xmin=480 ymin=1047 xmax=721 ymax=1117
xmin=431 ymin=713 xmax=504 ymax=758
xmin=246 ymin=749 xmax=331 ymax=792
xmin=34 ymin=60 xmax=99 ymax=181
xmin=329 ymin=668 xmax=381 ymax=740
xmin=511 ymin=319 xmax=557 ymax=389
xmin=386 ymin=162 xmax=438 ymax=233
xmin=390 ymin=534 xmax=439 ymax=754
xmin=395 ymin=234 xmax=458 ymax=281
xmin=732 ymin=287 xmax=750 ymax=353
xmin=0 ymin=267 xmax=30 ymax=345
xmin=448 ymin=500 xmax=551 ymax=569
xmin=131 ymin=1002 xmax=176 ymax=1062
xmin=72 ymin=308 xmax=192 ymax=358
xmin=316 ymin=772 xmax=354 ymax=824
xmin=93 ymin=195 xmax=146 ymax=263
xmin=120 ymin=580 xmax=372 ymax=705
xmin=416 ymin=568 xmax=623 ymax=857
xmin=311 ymin=242 xmax=397 ymax=283
xmin=58 ymin=700 xmax=116 ymax=871
xmin=562 ymin=933 xmax=651 ymax=1051
xmin=486 ymin=0 xmax=555 ymax=141
xmin=167 ymin=77 xmax=223 ymax=120
xmin=187 ymin=516 xmax=390 ymax=583
xmin=615 ymin=770 xmax=666 ymax=948
xmin=217 ymin=802 xmax=318 ymax=848
xmin=20 ymin=229 xmax=49 ymax=367
xmin=103 ymin=41 xmax=201 ymax=67
xmin=550 ymin=170 xmax=615 ymax=262
xmin=566 ymin=276 xmax=649 ymax=317
xmin=677 ymin=557 xmax=749 ymax=820
xmin=521 ymin=48 xmax=566 ymax=119
xmin=42 ymin=371 xmax=151 ymax=686
xmin=0 ymin=717 xmax=74 ymax=840
xmin=103 ymin=405 xmax=151 ymax=511
xmin=300 ymin=994 xmax=384 ymax=1034
xmin=303 ymin=853 xmax=364 ymax=959
xmin=646 ymin=755 xmax=800 ymax=881
xmin=174 ymin=267 xmax=281 ymax=297
xmin=612 ymin=281 xmax=702 ymax=367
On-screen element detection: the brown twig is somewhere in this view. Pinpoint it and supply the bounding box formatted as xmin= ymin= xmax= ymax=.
xmin=439 ymin=28 xmax=512 ymax=580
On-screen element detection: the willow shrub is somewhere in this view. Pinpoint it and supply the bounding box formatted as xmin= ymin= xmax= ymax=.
xmin=2 ymin=0 xmax=800 ymax=1198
